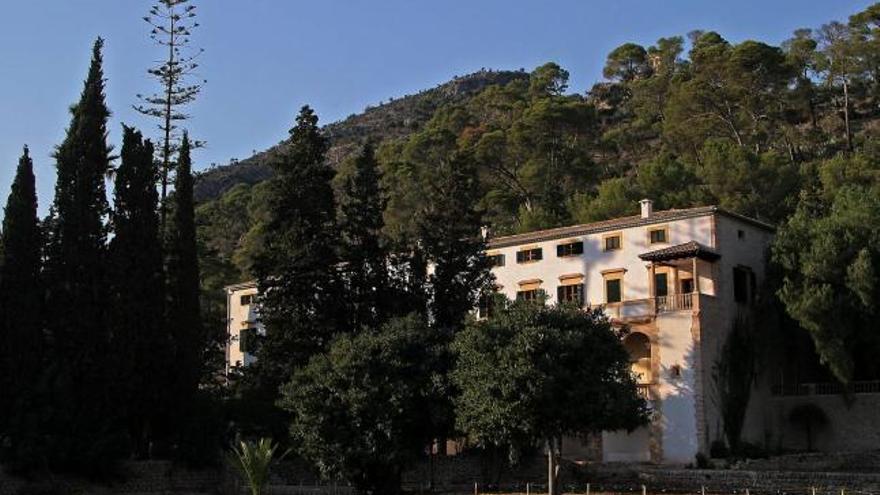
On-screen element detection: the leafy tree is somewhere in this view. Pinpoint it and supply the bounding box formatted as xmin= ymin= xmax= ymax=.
xmin=603 ymin=42 xmax=651 ymax=82
xmin=773 ymin=181 xmax=880 ymax=383
xmin=817 ymin=22 xmax=862 ymax=152
xmin=569 ymin=177 xmax=638 ymax=223
xmin=699 ymin=140 xmax=800 ymax=223
xmin=0 ymin=146 xmax=44 ymax=464
xmin=337 ymin=142 xmax=390 ymax=329
xmin=108 ymin=126 xmax=168 ymax=457
xmin=529 ymin=62 xmax=569 ymax=99
xmin=248 ymin=106 xmax=341 ymax=401
xmin=135 ymin=0 xmax=205 ymax=224
xmin=43 ymin=38 xmax=123 ymax=472
xmin=280 ymin=314 xmax=439 ymax=495
xmin=453 ymin=301 xmax=648 ymax=495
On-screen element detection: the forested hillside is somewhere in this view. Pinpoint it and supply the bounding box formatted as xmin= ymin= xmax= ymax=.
xmin=197 ymin=4 xmax=880 ymax=386
xmin=193 ymin=70 xmax=528 ymax=202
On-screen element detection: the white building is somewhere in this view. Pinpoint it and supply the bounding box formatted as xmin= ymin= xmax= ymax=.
xmin=225 ymin=200 xmax=775 ymax=464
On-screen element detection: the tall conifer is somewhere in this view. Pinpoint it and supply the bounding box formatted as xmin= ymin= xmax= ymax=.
xmin=337 ymin=142 xmax=389 ymax=330
xmin=109 ymin=126 xmax=167 ymax=457
xmin=250 ymin=106 xmax=341 ymax=398
xmin=166 ymin=132 xmax=203 ymax=436
xmin=44 ymin=38 xmax=121 ymax=471
xmin=0 ymin=146 xmax=44 ymax=462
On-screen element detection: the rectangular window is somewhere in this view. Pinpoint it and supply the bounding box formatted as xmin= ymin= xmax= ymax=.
xmin=557 ymin=284 xmax=585 ymax=306
xmin=733 ymin=267 xmax=750 ymax=303
xmin=516 ymin=289 xmax=542 ymax=303
xmin=240 ymin=294 xmax=254 ymax=306
xmin=654 ymin=273 xmax=668 ymax=297
xmin=478 ymin=293 xmax=496 ymax=319
xmin=556 ymin=241 xmax=584 ymax=257
xmin=605 ymin=279 xmax=622 ymax=303
xmin=516 ymin=248 xmax=543 ymax=263
xmin=604 ymin=235 xmax=622 ymax=251
xmin=240 ymin=328 xmax=258 ymax=354
xmin=649 ymin=228 xmax=667 ymax=244
xmin=487 ymin=254 xmax=505 ymax=267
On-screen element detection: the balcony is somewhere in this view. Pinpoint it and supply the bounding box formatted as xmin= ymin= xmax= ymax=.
xmin=597 ymin=292 xmax=697 ymax=320
xmin=656 ymin=292 xmax=694 ymax=312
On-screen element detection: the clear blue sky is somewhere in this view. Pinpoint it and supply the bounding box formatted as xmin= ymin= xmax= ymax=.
xmin=0 ymin=0 xmax=872 ymax=215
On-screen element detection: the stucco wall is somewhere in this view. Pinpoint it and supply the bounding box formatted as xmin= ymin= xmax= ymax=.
xmin=487 ymin=215 xmax=715 ymax=307
xmin=226 ymin=284 xmax=260 ymax=374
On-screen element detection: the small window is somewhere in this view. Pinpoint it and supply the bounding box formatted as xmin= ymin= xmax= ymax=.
xmin=240 ymin=328 xmax=258 ymax=354
xmin=487 ymin=254 xmax=505 ymax=267
xmin=737 ymin=229 xmax=745 ymax=240
xmin=606 ymin=279 xmax=622 ymax=303
xmin=557 ymin=241 xmax=584 ymax=258
xmin=557 ymin=284 xmax=584 ymax=306
xmin=516 ymin=289 xmax=542 ymax=303
xmin=240 ymin=294 xmax=254 ymax=306
xmin=477 ymin=294 xmax=494 ymax=319
xmin=604 ymin=235 xmax=622 ymax=251
xmin=649 ymin=228 xmax=667 ymax=244
xmin=516 ymin=248 xmax=543 ymax=263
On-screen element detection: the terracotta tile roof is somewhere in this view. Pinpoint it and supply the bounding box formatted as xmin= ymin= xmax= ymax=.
xmin=638 ymin=241 xmax=721 ymax=262
xmin=486 ymin=205 xmax=773 ymax=249
xmin=487 ymin=206 xmax=704 ymax=249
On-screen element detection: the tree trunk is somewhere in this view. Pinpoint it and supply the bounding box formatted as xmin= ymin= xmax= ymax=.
xmin=843 ymin=79 xmax=853 ymax=152
xmin=546 ymin=438 xmax=560 ymax=495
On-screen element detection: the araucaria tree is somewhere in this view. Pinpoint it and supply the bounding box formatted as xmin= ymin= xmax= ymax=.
xmin=135 ymin=0 xmax=204 ymax=224
xmin=249 ymin=106 xmax=341 ymax=399
xmin=108 ymin=126 xmax=168 ymax=457
xmin=0 ymin=146 xmax=44 ymax=463
xmin=165 ymin=132 xmax=204 ymax=440
xmin=453 ymin=302 xmax=648 ymax=495
xmin=44 ymin=38 xmax=122 ymax=471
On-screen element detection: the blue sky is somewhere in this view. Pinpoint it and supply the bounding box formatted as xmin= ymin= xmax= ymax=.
xmin=0 ymin=0 xmax=872 ymax=215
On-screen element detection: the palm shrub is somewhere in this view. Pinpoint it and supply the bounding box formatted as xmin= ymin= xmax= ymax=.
xmin=227 ymin=438 xmax=288 ymax=495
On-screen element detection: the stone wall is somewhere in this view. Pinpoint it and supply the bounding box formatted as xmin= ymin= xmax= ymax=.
xmin=765 ymin=394 xmax=880 ymax=453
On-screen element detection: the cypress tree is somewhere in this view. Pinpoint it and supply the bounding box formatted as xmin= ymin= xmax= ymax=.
xmin=165 ymin=132 xmax=203 ymax=446
xmin=44 ymin=38 xmax=122 ymax=471
xmin=249 ymin=105 xmax=341 ymax=399
xmin=337 ymin=141 xmax=390 ymax=330
xmin=0 ymin=146 xmax=44 ymax=463
xmin=109 ymin=126 xmax=167 ymax=458
xmin=418 ymin=150 xmax=491 ymax=331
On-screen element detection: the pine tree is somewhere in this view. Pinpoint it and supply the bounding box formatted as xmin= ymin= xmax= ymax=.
xmin=0 ymin=146 xmax=44 ymax=463
xmin=109 ymin=126 xmax=167 ymax=458
xmin=337 ymin=142 xmax=389 ymax=330
xmin=249 ymin=105 xmax=341 ymax=398
xmin=44 ymin=38 xmax=122 ymax=472
xmin=418 ymin=150 xmax=491 ymax=332
xmin=165 ymin=132 xmax=204 ymax=443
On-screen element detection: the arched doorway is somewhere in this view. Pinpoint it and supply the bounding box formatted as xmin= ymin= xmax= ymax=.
xmin=624 ymin=332 xmax=652 ymax=384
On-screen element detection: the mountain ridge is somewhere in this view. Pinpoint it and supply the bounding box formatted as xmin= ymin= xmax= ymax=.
xmin=193 ymin=69 xmax=529 ymax=202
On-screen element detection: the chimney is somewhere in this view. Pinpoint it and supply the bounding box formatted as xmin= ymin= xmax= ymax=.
xmin=640 ymin=199 xmax=653 ymax=219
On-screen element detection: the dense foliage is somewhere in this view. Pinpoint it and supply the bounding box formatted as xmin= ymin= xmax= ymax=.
xmin=453 ymin=301 xmax=648 ymax=493
xmin=280 ymin=315 xmax=440 ymax=495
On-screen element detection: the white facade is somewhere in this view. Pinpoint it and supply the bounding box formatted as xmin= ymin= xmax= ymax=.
xmin=224 ymin=202 xmax=775 ymax=465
